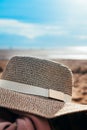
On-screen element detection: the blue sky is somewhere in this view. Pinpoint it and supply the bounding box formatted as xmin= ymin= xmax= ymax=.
xmin=0 ymin=0 xmax=87 ymax=49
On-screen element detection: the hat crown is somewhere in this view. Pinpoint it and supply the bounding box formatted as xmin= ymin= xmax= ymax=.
xmin=1 ymin=56 xmax=73 ymax=95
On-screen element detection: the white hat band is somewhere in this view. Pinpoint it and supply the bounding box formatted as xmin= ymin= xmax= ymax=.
xmin=0 ymin=79 xmax=71 ymax=102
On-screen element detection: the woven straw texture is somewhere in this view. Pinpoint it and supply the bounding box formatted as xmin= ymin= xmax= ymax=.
xmin=2 ymin=56 xmax=72 ymax=95
xmin=0 ymin=56 xmax=86 ymax=118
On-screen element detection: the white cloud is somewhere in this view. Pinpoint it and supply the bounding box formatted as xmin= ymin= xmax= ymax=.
xmin=75 ymin=35 xmax=87 ymax=40
xmin=0 ymin=19 xmax=67 ymax=39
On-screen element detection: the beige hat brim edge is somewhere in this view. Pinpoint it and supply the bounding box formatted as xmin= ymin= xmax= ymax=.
xmin=54 ymin=102 xmax=87 ymax=118
xmin=0 ymin=87 xmax=87 ymax=119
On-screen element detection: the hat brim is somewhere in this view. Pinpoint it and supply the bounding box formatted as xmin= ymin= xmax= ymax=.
xmin=0 ymin=87 xmax=87 ymax=119
xmin=55 ymin=102 xmax=87 ymax=117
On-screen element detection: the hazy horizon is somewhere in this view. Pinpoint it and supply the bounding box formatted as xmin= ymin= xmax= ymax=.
xmin=0 ymin=46 xmax=87 ymax=60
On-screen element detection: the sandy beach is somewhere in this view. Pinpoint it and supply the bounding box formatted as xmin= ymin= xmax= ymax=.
xmin=0 ymin=58 xmax=87 ymax=105
xmin=54 ymin=59 xmax=87 ymax=104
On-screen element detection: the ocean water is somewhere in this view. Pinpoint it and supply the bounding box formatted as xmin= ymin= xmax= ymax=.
xmin=0 ymin=46 xmax=87 ymax=60
xmin=48 ymin=54 xmax=87 ymax=59
xmin=48 ymin=46 xmax=87 ymax=59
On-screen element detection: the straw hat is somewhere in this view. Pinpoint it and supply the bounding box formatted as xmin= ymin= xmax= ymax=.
xmin=0 ymin=56 xmax=87 ymax=118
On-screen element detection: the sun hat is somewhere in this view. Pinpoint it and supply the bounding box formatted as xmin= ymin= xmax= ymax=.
xmin=0 ymin=56 xmax=87 ymax=118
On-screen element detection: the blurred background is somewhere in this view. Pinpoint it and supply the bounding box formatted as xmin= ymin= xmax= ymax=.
xmin=0 ymin=0 xmax=87 ymax=103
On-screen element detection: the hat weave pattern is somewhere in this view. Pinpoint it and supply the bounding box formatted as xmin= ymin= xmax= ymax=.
xmin=2 ymin=57 xmax=72 ymax=95
xmin=0 ymin=56 xmax=86 ymax=118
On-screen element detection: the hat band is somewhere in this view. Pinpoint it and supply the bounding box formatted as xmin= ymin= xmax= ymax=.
xmin=0 ymin=79 xmax=71 ymax=102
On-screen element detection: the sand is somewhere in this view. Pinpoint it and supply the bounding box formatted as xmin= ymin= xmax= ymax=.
xmin=0 ymin=59 xmax=87 ymax=104
xmin=53 ymin=59 xmax=87 ymax=104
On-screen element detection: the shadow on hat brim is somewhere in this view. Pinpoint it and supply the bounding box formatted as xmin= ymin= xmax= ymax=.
xmin=0 ymin=87 xmax=87 ymax=119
